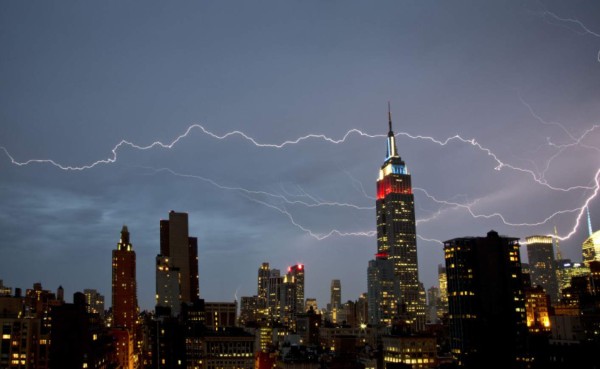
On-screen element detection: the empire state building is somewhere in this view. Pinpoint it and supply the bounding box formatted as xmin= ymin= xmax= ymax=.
xmin=376 ymin=107 xmax=425 ymax=330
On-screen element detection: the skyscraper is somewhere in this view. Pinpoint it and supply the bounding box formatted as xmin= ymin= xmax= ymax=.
xmin=112 ymin=225 xmax=138 ymax=331
xmin=526 ymin=235 xmax=559 ymax=302
xmin=375 ymin=106 xmax=424 ymax=329
xmin=367 ymin=253 xmax=399 ymax=326
xmin=280 ymin=264 xmax=305 ymax=327
xmin=111 ymin=225 xmax=139 ymax=369
xmin=257 ymin=262 xmax=270 ymax=318
xmin=330 ymin=279 xmax=341 ymax=309
xmin=288 ymin=264 xmax=305 ymax=313
xmin=156 ymin=211 xmax=200 ymax=316
xmin=444 ymin=230 xmax=527 ymax=368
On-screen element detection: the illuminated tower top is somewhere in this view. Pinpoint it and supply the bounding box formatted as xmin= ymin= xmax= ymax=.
xmin=377 ymin=105 xmax=410 ymax=198
xmin=117 ymin=225 xmax=131 ymax=251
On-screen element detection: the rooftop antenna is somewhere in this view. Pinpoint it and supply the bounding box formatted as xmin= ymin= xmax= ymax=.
xmin=587 ymin=206 xmax=593 ymax=237
xmin=388 ymin=101 xmax=392 ymax=133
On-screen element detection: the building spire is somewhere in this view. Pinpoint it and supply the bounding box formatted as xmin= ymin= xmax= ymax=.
xmin=385 ymin=102 xmax=398 ymax=159
xmin=388 ymin=101 xmax=393 ymax=134
xmin=553 ymin=225 xmax=562 ymax=260
xmin=587 ymin=206 xmax=594 ymax=237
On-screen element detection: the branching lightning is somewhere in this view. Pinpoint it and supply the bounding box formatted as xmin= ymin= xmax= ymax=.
xmin=2 ymin=117 xmax=599 ymax=242
xmin=541 ymin=10 xmax=600 ymax=62
xmin=2 ymin=123 xmax=594 ymax=194
xmin=142 ymin=166 xmax=373 ymax=210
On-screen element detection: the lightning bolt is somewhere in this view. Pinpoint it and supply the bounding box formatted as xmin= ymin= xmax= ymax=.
xmin=414 ymin=187 xmax=586 ymax=227
xmin=540 ymin=10 xmax=600 ymax=62
xmin=241 ymin=195 xmax=376 ymax=241
xmin=3 ymin=120 xmax=598 ymax=242
xmin=2 ymin=123 xmax=595 ymax=193
xmin=142 ymin=166 xmax=373 ymax=210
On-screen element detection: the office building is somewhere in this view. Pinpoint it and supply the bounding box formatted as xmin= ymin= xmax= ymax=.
xmin=375 ymin=107 xmax=425 ymax=330
xmin=367 ymin=253 xmax=399 ymax=326
xmin=526 ymin=235 xmax=559 ymax=302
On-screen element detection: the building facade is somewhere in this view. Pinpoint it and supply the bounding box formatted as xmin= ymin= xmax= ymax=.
xmin=367 ymin=253 xmax=399 ymax=326
xmin=111 ymin=225 xmax=139 ymax=369
xmin=156 ymin=211 xmax=200 ymax=316
xmin=444 ymin=231 xmax=527 ymax=368
xmin=526 ymin=235 xmax=559 ymax=302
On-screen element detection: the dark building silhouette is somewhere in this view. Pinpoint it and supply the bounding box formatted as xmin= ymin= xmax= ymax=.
xmin=50 ymin=292 xmax=114 ymax=369
xmin=443 ymin=231 xmax=527 ymax=368
xmin=375 ymin=106 xmax=424 ymax=330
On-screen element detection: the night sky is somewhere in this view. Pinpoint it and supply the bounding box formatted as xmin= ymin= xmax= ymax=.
xmin=1 ymin=1 xmax=599 ymax=311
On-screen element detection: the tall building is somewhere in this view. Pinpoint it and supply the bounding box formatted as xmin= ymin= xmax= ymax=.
xmin=289 ymin=264 xmax=305 ymax=313
xmin=156 ymin=211 xmax=200 ymax=315
xmin=375 ymin=107 xmax=424 ymax=330
xmin=112 ymin=226 xmax=138 ymax=330
xmin=526 ymin=235 xmax=559 ymax=302
xmin=367 ymin=253 xmax=399 ymax=326
xmin=111 ymin=225 xmax=139 ymax=369
xmin=426 ymin=286 xmax=440 ymax=324
xmin=267 ymin=269 xmax=282 ymax=320
xmin=556 ymin=261 xmax=590 ymax=300
xmin=437 ymin=265 xmax=448 ymax=319
xmin=330 ymin=279 xmax=341 ymax=309
xmin=444 ymin=231 xmax=527 ymax=368
xmin=257 ymin=262 xmax=270 ymax=318
xmin=582 ymin=231 xmax=600 ymax=266
xmin=156 ymin=255 xmax=181 ymax=316
xmin=280 ymin=264 xmax=305 ymax=327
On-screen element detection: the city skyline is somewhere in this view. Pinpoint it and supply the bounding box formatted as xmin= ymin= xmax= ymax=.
xmin=1 ymin=1 xmax=599 ymax=310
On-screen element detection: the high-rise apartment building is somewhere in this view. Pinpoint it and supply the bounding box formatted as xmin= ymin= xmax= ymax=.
xmin=280 ymin=264 xmax=305 ymax=327
xmin=267 ymin=269 xmax=282 ymax=320
xmin=257 ymin=262 xmax=270 ymax=318
xmin=526 ymin=235 xmax=559 ymax=302
xmin=111 ymin=225 xmax=139 ymax=369
xmin=375 ymin=107 xmax=424 ymax=329
xmin=288 ymin=264 xmax=305 ymax=313
xmin=444 ymin=230 xmax=527 ymax=368
xmin=83 ymin=289 xmax=105 ymax=319
xmin=156 ymin=211 xmax=200 ymax=316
